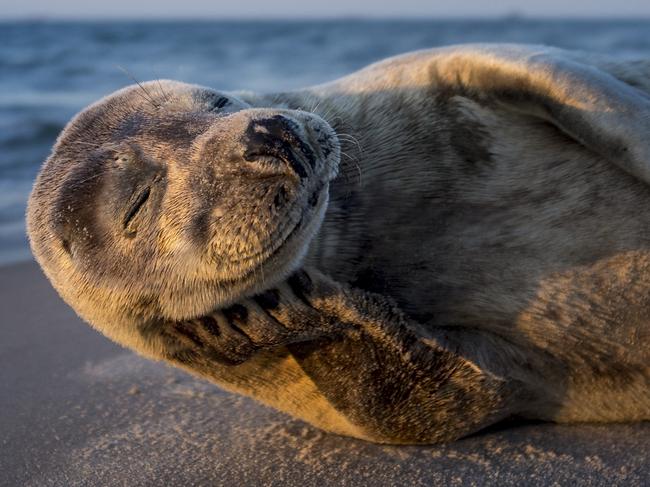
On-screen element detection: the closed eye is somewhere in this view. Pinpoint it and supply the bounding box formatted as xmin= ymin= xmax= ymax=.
xmin=123 ymin=186 xmax=151 ymax=235
xmin=209 ymin=96 xmax=229 ymax=111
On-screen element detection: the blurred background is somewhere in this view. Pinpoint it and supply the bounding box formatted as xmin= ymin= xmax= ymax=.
xmin=2 ymin=1 xmax=650 ymax=265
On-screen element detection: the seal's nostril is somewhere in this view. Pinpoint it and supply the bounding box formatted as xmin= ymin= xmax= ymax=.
xmin=273 ymin=186 xmax=289 ymax=210
xmin=308 ymin=189 xmax=319 ymax=208
xmin=252 ymin=115 xmax=299 ymax=139
xmin=245 ymin=116 xmax=314 ymax=179
xmin=243 ymin=150 xmax=282 ymax=164
xmin=61 ymin=238 xmax=71 ymax=255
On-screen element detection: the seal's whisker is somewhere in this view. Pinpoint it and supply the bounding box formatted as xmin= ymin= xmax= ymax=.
xmin=317 ymin=107 xmax=336 ymax=124
xmin=311 ymin=103 xmax=333 ymax=120
xmin=151 ymin=70 xmax=171 ymax=106
xmin=340 ymin=151 xmax=362 ymax=183
xmin=308 ymin=99 xmax=323 ymax=113
xmin=62 ymin=171 xmax=104 ymax=191
xmin=115 ymin=64 xmax=160 ymax=109
xmin=336 ymin=133 xmax=363 ymax=154
xmin=322 ymin=110 xmax=345 ymax=129
xmin=155 ymin=80 xmax=171 ymax=105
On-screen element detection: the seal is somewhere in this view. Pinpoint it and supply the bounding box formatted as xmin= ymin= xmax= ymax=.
xmin=27 ymin=44 xmax=650 ymax=444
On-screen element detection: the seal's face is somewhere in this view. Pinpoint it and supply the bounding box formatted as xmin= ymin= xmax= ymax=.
xmin=27 ymin=80 xmax=339 ymax=327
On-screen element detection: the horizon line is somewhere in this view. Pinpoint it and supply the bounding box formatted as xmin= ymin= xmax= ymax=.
xmin=3 ymin=14 xmax=650 ymax=22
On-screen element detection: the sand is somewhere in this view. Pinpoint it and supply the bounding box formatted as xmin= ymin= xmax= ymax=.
xmin=1 ymin=260 xmax=649 ymax=486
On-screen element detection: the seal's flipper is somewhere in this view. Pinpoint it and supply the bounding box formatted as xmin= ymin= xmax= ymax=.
xmin=429 ymin=44 xmax=650 ymax=184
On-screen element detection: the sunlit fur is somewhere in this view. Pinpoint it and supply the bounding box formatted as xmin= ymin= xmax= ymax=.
xmin=27 ymin=44 xmax=650 ymax=443
xmin=28 ymin=81 xmax=338 ymax=325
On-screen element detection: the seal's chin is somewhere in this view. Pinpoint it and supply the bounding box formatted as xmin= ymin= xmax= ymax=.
xmin=227 ymin=182 xmax=330 ymax=297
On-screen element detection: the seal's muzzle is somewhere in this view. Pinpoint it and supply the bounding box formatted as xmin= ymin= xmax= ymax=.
xmin=244 ymin=115 xmax=316 ymax=179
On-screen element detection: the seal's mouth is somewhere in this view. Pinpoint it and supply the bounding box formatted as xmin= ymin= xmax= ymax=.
xmin=271 ymin=180 xmax=328 ymax=253
xmin=229 ymin=180 xmax=327 ymax=266
xmin=244 ymin=181 xmax=328 ymax=277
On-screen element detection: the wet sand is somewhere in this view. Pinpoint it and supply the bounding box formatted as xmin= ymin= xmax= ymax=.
xmin=1 ymin=260 xmax=649 ymax=486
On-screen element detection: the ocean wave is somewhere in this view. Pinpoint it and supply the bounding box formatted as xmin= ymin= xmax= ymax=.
xmin=2 ymin=19 xmax=650 ymax=264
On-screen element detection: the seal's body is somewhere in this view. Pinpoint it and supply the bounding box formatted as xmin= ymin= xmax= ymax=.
xmin=27 ymin=44 xmax=650 ymax=443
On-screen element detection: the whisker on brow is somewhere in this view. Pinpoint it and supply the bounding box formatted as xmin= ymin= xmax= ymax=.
xmin=155 ymin=79 xmax=171 ymax=105
xmin=63 ymin=171 xmax=104 ymax=192
xmin=115 ymin=64 xmax=160 ymax=109
xmin=151 ymin=69 xmax=172 ymax=106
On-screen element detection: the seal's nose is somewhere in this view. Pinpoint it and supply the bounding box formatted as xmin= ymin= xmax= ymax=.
xmin=243 ymin=115 xmax=316 ymax=179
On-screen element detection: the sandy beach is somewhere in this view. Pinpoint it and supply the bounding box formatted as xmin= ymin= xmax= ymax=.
xmin=1 ymin=260 xmax=649 ymax=486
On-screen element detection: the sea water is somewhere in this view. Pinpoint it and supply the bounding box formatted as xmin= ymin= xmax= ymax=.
xmin=2 ymin=19 xmax=650 ymax=264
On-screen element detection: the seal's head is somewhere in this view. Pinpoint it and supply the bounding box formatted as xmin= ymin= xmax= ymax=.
xmin=27 ymin=80 xmax=339 ymax=338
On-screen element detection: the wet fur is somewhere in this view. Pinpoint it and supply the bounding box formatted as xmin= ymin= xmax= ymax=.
xmin=27 ymin=44 xmax=650 ymax=443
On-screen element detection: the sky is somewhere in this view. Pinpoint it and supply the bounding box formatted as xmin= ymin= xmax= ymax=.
xmin=2 ymin=0 xmax=650 ymax=19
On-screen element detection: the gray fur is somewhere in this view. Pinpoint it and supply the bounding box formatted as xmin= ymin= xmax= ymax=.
xmin=27 ymin=44 xmax=650 ymax=444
